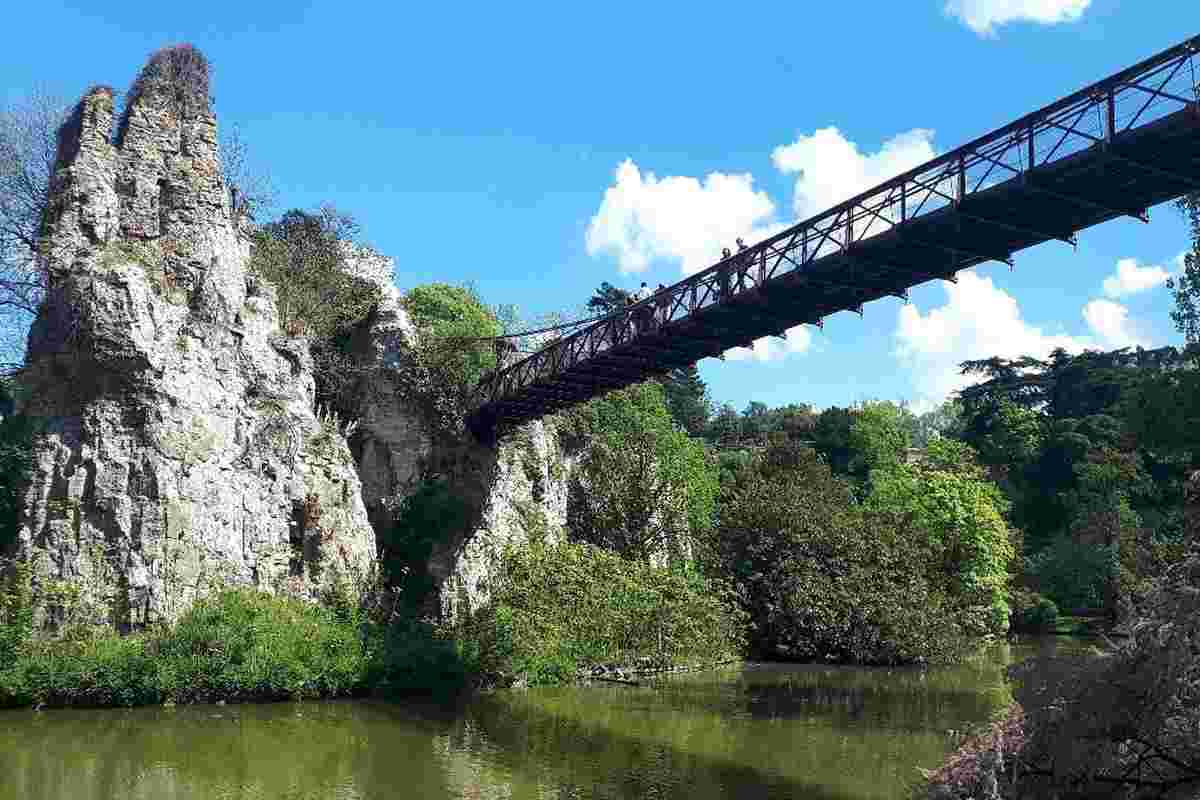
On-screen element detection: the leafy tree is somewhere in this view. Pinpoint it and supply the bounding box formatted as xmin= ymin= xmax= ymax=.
xmin=660 ymin=363 xmax=711 ymax=435
xmin=711 ymin=446 xmax=973 ymax=664
xmin=865 ymin=438 xmax=1015 ymax=634
xmin=1166 ymin=192 xmax=1200 ymax=343
xmin=847 ymin=401 xmax=910 ymax=477
xmin=812 ymin=406 xmax=856 ymax=475
xmin=562 ymin=382 xmax=716 ymax=561
xmin=403 ymin=282 xmax=502 ymax=390
xmin=250 ymin=207 xmax=382 ymax=417
xmin=585 ymin=281 xmax=631 ymax=315
xmin=586 ymin=282 xmax=711 ymax=434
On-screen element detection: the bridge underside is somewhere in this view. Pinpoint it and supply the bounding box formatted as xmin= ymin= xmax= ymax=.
xmin=469 ymin=37 xmax=1200 ymax=439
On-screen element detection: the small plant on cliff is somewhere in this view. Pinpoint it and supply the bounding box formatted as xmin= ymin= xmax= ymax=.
xmin=249 ymin=207 xmax=382 ymax=418
xmin=115 ymin=44 xmax=210 ymax=144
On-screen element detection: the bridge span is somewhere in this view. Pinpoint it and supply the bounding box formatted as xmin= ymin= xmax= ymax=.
xmin=469 ymin=34 xmax=1200 ymax=440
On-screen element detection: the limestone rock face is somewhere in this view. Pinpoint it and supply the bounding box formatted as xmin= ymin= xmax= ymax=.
xmin=340 ymin=257 xmax=576 ymax=619
xmin=15 ymin=57 xmax=375 ymax=629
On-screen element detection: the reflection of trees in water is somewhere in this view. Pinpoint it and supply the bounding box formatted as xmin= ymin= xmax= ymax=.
xmin=1 ymin=647 xmax=1041 ymax=800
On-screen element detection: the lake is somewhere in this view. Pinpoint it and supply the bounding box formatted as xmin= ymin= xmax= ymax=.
xmin=0 ymin=636 xmax=1089 ymax=800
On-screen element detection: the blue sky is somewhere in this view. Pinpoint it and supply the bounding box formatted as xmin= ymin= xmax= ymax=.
xmin=2 ymin=1 xmax=1197 ymax=413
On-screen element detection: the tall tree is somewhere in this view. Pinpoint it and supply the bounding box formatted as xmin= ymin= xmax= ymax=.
xmin=1166 ymin=192 xmax=1200 ymax=344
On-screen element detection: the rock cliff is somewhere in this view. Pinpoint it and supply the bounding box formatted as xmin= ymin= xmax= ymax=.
xmin=13 ymin=48 xmax=376 ymax=629
xmin=10 ymin=46 xmax=583 ymax=630
xmin=338 ymin=251 xmax=576 ymax=619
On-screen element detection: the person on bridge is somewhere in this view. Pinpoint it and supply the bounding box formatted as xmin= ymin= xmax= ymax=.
xmin=718 ymin=248 xmax=734 ymax=300
xmin=631 ymin=281 xmax=653 ymax=334
xmin=654 ymin=283 xmax=670 ymax=327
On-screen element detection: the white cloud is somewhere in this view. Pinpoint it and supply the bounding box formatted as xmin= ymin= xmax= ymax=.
xmin=723 ymin=324 xmax=815 ymax=362
xmin=585 ymin=159 xmax=780 ymax=276
xmin=771 ymin=127 xmax=938 ymax=219
xmin=944 ymin=0 xmax=1090 ymax=36
xmin=1082 ymin=298 xmax=1146 ymax=349
xmin=1102 ymin=257 xmax=1171 ymax=298
xmin=894 ymin=272 xmax=1086 ymax=411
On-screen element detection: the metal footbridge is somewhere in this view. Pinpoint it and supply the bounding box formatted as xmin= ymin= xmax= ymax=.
xmin=468 ymin=35 xmax=1200 ymax=440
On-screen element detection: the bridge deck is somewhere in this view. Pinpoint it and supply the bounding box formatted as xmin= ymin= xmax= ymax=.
xmin=469 ymin=35 xmax=1200 ymax=439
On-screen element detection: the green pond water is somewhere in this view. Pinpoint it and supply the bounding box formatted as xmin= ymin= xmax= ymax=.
xmin=0 ymin=637 xmax=1089 ymax=800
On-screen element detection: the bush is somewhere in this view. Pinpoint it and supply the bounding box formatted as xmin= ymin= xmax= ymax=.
xmin=1024 ymin=534 xmax=1112 ymax=612
xmin=363 ymin=618 xmax=468 ymax=697
xmin=249 ymin=208 xmax=382 ymax=416
xmin=711 ymin=447 xmax=977 ymax=665
xmin=1009 ymin=589 xmax=1059 ymax=633
xmin=0 ymin=588 xmax=372 ymax=708
xmin=457 ymin=540 xmax=744 ymax=687
xmin=378 ymin=477 xmax=476 ymax=611
xmin=154 ymin=588 xmax=370 ymax=703
xmin=402 ymin=283 xmax=501 ymax=390
xmin=562 ymin=382 xmax=717 ymax=560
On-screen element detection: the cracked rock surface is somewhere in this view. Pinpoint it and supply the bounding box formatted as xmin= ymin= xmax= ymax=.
xmin=15 ymin=63 xmax=375 ymax=629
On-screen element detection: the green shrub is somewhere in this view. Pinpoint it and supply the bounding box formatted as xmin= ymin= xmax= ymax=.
xmin=1009 ymin=589 xmax=1059 ymax=633
xmin=0 ymin=588 xmax=374 ymax=708
xmin=1025 ymin=535 xmax=1112 ymax=611
xmin=363 ymin=618 xmax=468 ymax=696
xmin=0 ymin=407 xmax=37 ymax=557
xmin=458 ymin=540 xmax=744 ymax=687
xmin=379 ymin=478 xmax=475 ymax=610
xmin=712 ymin=448 xmax=976 ymax=665
xmin=0 ymin=632 xmax=160 ymax=708
xmin=402 ymin=283 xmax=501 ymax=390
xmin=0 ymin=559 xmax=34 ymax=668
xmin=153 ymin=589 xmax=368 ymax=703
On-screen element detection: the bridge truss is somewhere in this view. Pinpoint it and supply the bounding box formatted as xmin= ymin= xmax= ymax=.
xmin=469 ymin=34 xmax=1200 ymax=440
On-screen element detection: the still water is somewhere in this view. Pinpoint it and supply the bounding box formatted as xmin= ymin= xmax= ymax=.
xmin=0 ymin=638 xmax=1086 ymax=800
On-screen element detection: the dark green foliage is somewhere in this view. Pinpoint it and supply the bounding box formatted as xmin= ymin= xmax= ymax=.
xmin=1166 ymin=192 xmax=1200 ymax=344
xmin=659 ymin=364 xmax=711 ymax=434
xmin=379 ymin=478 xmax=474 ymax=610
xmin=249 ymin=208 xmax=383 ymax=418
xmin=710 ymin=446 xmax=974 ymax=665
xmin=403 ymin=283 xmax=502 ymax=390
xmin=1024 ymin=535 xmax=1113 ymax=612
xmin=0 ymin=393 xmax=36 ymax=556
xmin=811 ymin=406 xmax=857 ymax=475
xmin=364 ymin=618 xmax=468 ymax=697
xmin=0 ymin=589 xmax=372 ymax=708
xmin=585 ymin=281 xmax=630 ymax=314
xmin=1008 ymin=589 xmax=1059 ymax=633
xmin=561 ymin=382 xmax=717 ymax=560
xmin=456 ymin=540 xmax=745 ymax=687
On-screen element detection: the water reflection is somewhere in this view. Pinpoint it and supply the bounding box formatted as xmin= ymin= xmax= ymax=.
xmin=0 ymin=639 xmax=1080 ymax=800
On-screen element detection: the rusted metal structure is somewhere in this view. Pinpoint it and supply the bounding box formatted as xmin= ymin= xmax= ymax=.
xmin=469 ymin=35 xmax=1200 ymax=440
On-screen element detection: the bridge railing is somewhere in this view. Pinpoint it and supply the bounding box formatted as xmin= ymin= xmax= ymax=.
xmin=482 ymin=35 xmax=1199 ymax=413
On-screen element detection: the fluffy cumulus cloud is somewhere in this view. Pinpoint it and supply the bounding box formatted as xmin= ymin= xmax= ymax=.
xmin=1082 ymin=298 xmax=1146 ymax=349
xmin=723 ymin=324 xmax=815 ymax=362
xmin=586 ymin=128 xmax=944 ymax=361
xmin=771 ymin=127 xmax=938 ymax=219
xmin=895 ymin=269 xmax=1159 ymax=410
xmin=1102 ymin=257 xmax=1172 ymax=298
xmin=944 ymin=0 xmax=1091 ymax=36
xmin=895 ymin=272 xmax=1087 ymax=411
xmin=585 ymin=159 xmax=780 ymax=276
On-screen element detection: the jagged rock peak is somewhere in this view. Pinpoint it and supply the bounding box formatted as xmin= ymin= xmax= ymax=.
xmin=15 ymin=47 xmax=376 ymax=630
